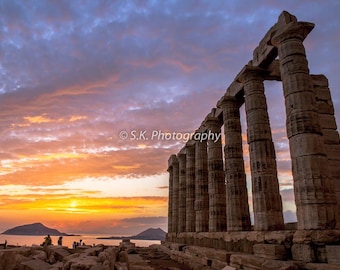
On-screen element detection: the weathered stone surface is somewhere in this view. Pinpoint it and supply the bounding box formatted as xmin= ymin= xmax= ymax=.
xmin=222 ymin=266 xmax=237 ymax=270
xmin=238 ymin=65 xmax=284 ymax=231
xmin=47 ymin=246 xmax=71 ymax=262
xmin=252 ymin=11 xmax=297 ymax=68
xmin=167 ymin=159 xmax=174 ymax=234
xmin=63 ymin=255 xmax=99 ymax=270
xmin=272 ymin=20 xmax=338 ymax=230
xmin=253 ymin=244 xmax=287 ymax=260
xmin=293 ymin=230 xmax=340 ymax=244
xmin=194 ymin=138 xmax=209 ymax=232
xmin=82 ymin=245 xmax=105 ymax=256
xmin=97 ymin=247 xmax=117 ymax=270
xmin=169 ymin=155 xmax=179 ymax=233
xmin=0 ymin=247 xmax=33 ymax=270
xmin=230 ymin=254 xmax=265 ymax=269
xmin=305 ymin=263 xmax=340 ymax=270
xmin=219 ymin=95 xmax=251 ymax=232
xmin=178 ymin=151 xmax=187 ymax=233
xmin=211 ymin=260 xmax=228 ymax=269
xmin=326 ymin=245 xmax=340 ymax=264
xmin=48 ymin=261 xmax=63 ymax=270
xmin=292 ymin=244 xmax=315 ymax=263
xmin=185 ymin=143 xmax=196 ymax=232
xmin=261 ymin=259 xmax=300 ymax=270
xmin=168 ymin=242 xmax=186 ymax=251
xmin=119 ymin=239 xmax=135 ymax=254
xmin=20 ymin=259 xmax=51 ymax=270
xmin=264 ymin=230 xmax=294 ymax=244
xmin=204 ymin=113 xmax=227 ymax=232
xmin=183 ymin=245 xmax=232 ymax=263
xmin=114 ymin=262 xmax=128 ymax=270
xmin=31 ymin=249 xmax=47 ymax=261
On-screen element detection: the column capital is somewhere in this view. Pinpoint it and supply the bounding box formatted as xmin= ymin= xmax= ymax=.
xmin=217 ymin=95 xmax=239 ymax=109
xmin=204 ymin=116 xmax=223 ymax=131
xmin=270 ymin=21 xmax=314 ymax=47
xmin=235 ymin=65 xmax=268 ymax=83
xmin=168 ymin=154 xmax=178 ymax=169
xmin=185 ymin=140 xmax=196 ymax=149
xmin=178 ymin=147 xmax=186 ymax=156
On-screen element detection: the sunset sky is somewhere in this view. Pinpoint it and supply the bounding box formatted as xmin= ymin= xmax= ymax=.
xmin=0 ymin=1 xmax=340 ymax=235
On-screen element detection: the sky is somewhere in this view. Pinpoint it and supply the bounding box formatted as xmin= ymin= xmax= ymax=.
xmin=0 ymin=0 xmax=340 ymax=235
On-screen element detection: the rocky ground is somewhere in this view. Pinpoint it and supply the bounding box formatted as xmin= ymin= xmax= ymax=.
xmin=129 ymin=246 xmax=191 ymax=270
xmin=0 ymin=241 xmax=192 ymax=270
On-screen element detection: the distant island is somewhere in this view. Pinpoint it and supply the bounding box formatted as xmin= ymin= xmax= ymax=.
xmin=1 ymin=222 xmax=70 ymax=236
xmin=97 ymin=228 xmax=166 ymax=241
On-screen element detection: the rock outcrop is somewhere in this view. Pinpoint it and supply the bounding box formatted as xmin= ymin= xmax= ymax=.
xmin=0 ymin=244 xmax=128 ymax=270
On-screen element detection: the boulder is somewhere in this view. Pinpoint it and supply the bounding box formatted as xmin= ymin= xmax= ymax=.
xmin=119 ymin=239 xmax=135 ymax=254
xmin=0 ymin=247 xmax=33 ymax=270
xmin=31 ymin=249 xmax=47 ymax=261
xmin=62 ymin=255 xmax=99 ymax=270
xmin=47 ymin=246 xmax=71 ymax=262
xmin=114 ymin=262 xmax=128 ymax=270
xmin=48 ymin=261 xmax=63 ymax=270
xmin=20 ymin=259 xmax=52 ymax=270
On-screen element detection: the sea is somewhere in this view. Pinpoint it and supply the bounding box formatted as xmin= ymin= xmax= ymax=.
xmin=0 ymin=234 xmax=160 ymax=249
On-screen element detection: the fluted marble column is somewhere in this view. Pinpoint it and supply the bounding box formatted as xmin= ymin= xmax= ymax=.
xmin=205 ymin=115 xmax=227 ymax=232
xmin=178 ymin=151 xmax=187 ymax=232
xmin=195 ymin=135 xmax=209 ymax=232
xmin=170 ymin=155 xmax=179 ymax=232
xmin=271 ymin=22 xmax=338 ymax=229
xmin=218 ymin=96 xmax=251 ymax=231
xmin=167 ymin=163 xmax=173 ymax=233
xmin=186 ymin=143 xmax=196 ymax=232
xmin=237 ymin=66 xmax=284 ymax=231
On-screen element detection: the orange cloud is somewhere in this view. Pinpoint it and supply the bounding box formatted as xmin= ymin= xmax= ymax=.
xmin=24 ymin=114 xmax=55 ymax=124
xmin=69 ymin=115 xmax=87 ymax=122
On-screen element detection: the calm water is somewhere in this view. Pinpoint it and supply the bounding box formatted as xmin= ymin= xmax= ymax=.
xmin=0 ymin=234 xmax=160 ymax=248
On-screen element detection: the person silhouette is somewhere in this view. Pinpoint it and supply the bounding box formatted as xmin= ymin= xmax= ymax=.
xmin=58 ymin=236 xmax=63 ymax=246
xmin=42 ymin=234 xmax=52 ymax=247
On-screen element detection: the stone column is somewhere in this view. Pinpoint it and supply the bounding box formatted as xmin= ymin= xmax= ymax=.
xmin=218 ymin=96 xmax=251 ymax=231
xmin=195 ymin=135 xmax=209 ymax=232
xmin=271 ymin=22 xmax=338 ymax=229
xmin=186 ymin=142 xmax=196 ymax=232
xmin=170 ymin=155 xmax=179 ymax=233
xmin=178 ymin=151 xmax=187 ymax=232
xmin=167 ymin=161 xmax=173 ymax=233
xmin=205 ymin=114 xmax=227 ymax=232
xmin=237 ymin=65 xmax=284 ymax=231
xmin=312 ymin=75 xmax=340 ymax=228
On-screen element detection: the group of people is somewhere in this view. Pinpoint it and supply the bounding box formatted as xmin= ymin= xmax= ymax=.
xmin=72 ymin=239 xmax=86 ymax=249
xmin=41 ymin=235 xmax=63 ymax=247
xmin=41 ymin=235 xmax=86 ymax=248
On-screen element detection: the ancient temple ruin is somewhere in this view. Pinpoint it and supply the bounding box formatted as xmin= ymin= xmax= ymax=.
xmin=163 ymin=11 xmax=340 ymax=270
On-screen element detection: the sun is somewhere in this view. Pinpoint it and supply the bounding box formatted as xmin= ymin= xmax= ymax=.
xmin=66 ymin=200 xmax=78 ymax=212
